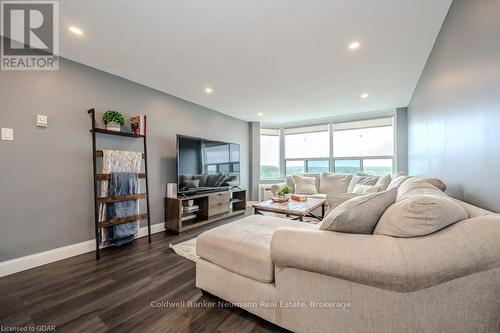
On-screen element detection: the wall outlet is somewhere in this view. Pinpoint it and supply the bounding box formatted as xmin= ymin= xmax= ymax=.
xmin=1 ymin=128 xmax=14 ymax=141
xmin=37 ymin=115 xmax=48 ymax=127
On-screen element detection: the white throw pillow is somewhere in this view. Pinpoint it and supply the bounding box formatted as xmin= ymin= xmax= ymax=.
xmin=293 ymin=175 xmax=318 ymax=195
xmin=374 ymin=195 xmax=468 ymax=237
xmin=386 ymin=175 xmax=411 ymax=191
xmin=375 ymin=174 xmax=391 ymax=190
xmin=319 ymin=173 xmax=352 ymax=194
xmin=352 ymin=184 xmax=384 ymax=194
xmin=347 ymin=175 xmax=379 ymax=193
xmin=319 ymin=189 xmax=397 ymax=234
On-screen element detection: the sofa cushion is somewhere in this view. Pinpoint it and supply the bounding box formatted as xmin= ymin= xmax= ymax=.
xmin=374 ymin=195 xmax=469 ymax=237
xmin=319 ymin=189 xmax=397 ymax=234
xmin=294 ymin=175 xmax=318 ymax=195
xmin=420 ymin=177 xmax=447 ymax=192
xmin=397 ymin=178 xmax=444 ymax=200
xmin=319 ymin=173 xmax=352 ymax=194
xmin=352 ymin=184 xmax=385 ymax=194
xmin=375 ymin=178 xmax=468 ymax=237
xmin=308 ymin=193 xmax=327 ymax=199
xmin=347 ymin=174 xmax=379 ymax=192
xmin=196 ymin=215 xmax=317 ymax=283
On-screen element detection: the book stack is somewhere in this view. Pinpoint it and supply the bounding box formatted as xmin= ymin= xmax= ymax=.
xmin=181 ymin=204 xmax=199 ymax=222
xmin=291 ymin=194 xmax=308 ymax=202
xmin=183 ymin=205 xmax=199 ymax=213
xmin=131 ymin=115 xmax=147 ymax=135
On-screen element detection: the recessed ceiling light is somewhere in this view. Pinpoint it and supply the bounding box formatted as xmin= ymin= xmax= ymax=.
xmin=69 ymin=26 xmax=84 ymax=36
xmin=348 ymin=41 xmax=361 ymax=50
xmin=258 ymin=112 xmax=264 ymax=117
xmin=361 ymin=93 xmax=369 ymax=99
xmin=205 ymin=87 xmax=213 ymax=94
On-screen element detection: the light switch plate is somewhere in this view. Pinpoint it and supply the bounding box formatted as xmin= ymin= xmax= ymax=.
xmin=1 ymin=128 xmax=14 ymax=141
xmin=37 ymin=115 xmax=48 ymax=127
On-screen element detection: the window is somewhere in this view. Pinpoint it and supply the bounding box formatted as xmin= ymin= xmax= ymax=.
xmin=334 ymin=160 xmax=361 ymax=174
xmin=260 ymin=129 xmax=280 ymax=178
xmin=259 ymin=116 xmax=396 ymax=179
xmin=333 ymin=118 xmax=394 ymax=174
xmin=333 ymin=118 xmax=393 ymax=158
xmin=285 ymin=125 xmax=329 ymax=159
xmin=363 ymin=159 xmax=393 ymax=176
xmin=307 ymin=160 xmax=329 ymax=172
xmin=286 ymin=160 xmax=305 ymax=175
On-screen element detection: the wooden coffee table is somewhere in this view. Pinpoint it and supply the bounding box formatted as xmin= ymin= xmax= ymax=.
xmin=252 ymin=197 xmax=326 ymax=221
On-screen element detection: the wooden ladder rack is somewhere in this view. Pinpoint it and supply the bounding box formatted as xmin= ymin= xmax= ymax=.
xmin=88 ymin=108 xmax=152 ymax=260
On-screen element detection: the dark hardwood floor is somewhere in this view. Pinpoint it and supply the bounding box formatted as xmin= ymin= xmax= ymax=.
xmin=0 ymin=217 xmax=287 ymax=333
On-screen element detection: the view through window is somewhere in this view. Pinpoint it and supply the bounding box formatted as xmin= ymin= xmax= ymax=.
xmin=260 ymin=129 xmax=280 ymax=178
xmin=260 ymin=117 xmax=394 ymax=178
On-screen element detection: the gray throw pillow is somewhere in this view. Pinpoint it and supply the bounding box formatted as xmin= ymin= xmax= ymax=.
xmin=206 ymin=174 xmax=223 ymax=187
xmin=184 ymin=179 xmax=200 ymax=189
xmin=347 ymin=175 xmax=379 ymax=193
xmin=319 ymin=189 xmax=397 ymax=234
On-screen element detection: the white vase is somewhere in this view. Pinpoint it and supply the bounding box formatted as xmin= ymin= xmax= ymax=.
xmin=106 ymin=122 xmax=121 ymax=132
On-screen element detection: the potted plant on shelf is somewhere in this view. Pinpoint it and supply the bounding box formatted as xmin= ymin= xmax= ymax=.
xmin=272 ymin=185 xmax=292 ymax=203
xmin=103 ymin=110 xmax=125 ymax=132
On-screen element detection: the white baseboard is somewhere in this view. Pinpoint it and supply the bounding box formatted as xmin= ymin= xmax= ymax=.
xmin=0 ymin=223 xmax=166 ymax=278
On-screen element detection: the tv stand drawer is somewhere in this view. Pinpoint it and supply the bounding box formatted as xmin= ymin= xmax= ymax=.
xmin=208 ymin=202 xmax=230 ymax=217
xmin=209 ymin=192 xmax=230 ymax=207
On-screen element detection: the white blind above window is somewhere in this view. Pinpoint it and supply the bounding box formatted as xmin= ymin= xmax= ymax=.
xmin=284 ymin=124 xmax=329 ymax=135
xmin=334 ymin=117 xmax=393 ymax=131
xmin=260 ymin=128 xmax=280 ymax=136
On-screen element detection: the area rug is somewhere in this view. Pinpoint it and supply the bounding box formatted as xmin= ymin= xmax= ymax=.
xmin=170 ymin=238 xmax=198 ymax=262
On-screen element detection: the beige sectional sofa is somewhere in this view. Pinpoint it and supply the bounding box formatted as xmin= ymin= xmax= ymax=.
xmin=196 ymin=176 xmax=500 ymax=332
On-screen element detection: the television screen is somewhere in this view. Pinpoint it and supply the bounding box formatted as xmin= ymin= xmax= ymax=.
xmin=177 ymin=135 xmax=240 ymax=193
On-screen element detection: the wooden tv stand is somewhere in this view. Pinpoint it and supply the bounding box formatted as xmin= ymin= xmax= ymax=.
xmin=164 ymin=189 xmax=246 ymax=234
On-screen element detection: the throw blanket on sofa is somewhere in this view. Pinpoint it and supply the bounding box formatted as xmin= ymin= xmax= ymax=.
xmin=106 ymin=172 xmax=139 ymax=246
xmin=99 ymin=149 xmax=142 ymax=245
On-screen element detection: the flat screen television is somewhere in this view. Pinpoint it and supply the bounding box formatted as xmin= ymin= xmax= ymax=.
xmin=176 ymin=134 xmax=240 ymax=194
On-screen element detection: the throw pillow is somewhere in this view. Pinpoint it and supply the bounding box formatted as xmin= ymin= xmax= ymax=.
xmin=347 ymin=174 xmax=379 ymax=193
xmin=319 ymin=173 xmax=352 ymax=194
xmin=325 ymin=192 xmax=360 ymax=214
xmin=352 ymin=184 xmax=384 ymax=194
xmin=293 ymin=175 xmax=318 ymax=195
xmin=374 ymin=194 xmax=468 ymax=237
xmin=206 ymin=174 xmax=223 ymax=187
xmin=375 ymin=174 xmax=391 ymax=190
xmin=183 ymin=179 xmax=200 ymax=189
xmin=386 ymin=175 xmax=411 ymax=191
xmin=319 ymin=189 xmax=397 ymax=234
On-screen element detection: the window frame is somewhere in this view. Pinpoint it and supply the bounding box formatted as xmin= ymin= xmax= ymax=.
xmin=260 ymin=116 xmax=396 ymax=180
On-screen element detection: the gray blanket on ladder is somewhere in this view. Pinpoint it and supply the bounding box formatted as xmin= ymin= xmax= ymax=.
xmin=106 ymin=172 xmax=139 ymax=246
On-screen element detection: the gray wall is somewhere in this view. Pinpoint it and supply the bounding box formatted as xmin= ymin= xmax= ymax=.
xmin=408 ymin=0 xmax=500 ymax=212
xmin=0 ymin=52 xmax=249 ymax=261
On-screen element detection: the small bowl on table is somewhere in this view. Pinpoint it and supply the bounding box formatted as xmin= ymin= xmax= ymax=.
xmin=271 ymin=196 xmax=290 ymax=203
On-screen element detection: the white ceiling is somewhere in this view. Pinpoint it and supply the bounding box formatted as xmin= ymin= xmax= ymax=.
xmin=57 ymin=0 xmax=452 ymax=123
